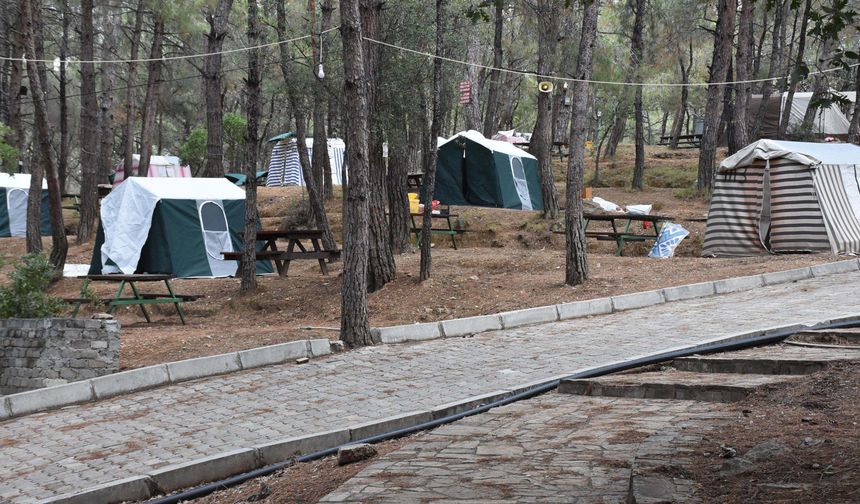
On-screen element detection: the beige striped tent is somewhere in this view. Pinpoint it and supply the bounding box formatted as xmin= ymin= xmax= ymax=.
xmin=703 ymin=140 xmax=860 ymax=257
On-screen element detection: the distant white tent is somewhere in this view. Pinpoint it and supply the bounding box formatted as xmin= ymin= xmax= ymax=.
xmin=749 ymin=91 xmax=854 ymax=138
xmin=266 ymin=137 xmax=346 ymax=187
xmin=112 ymin=155 xmax=192 ymax=186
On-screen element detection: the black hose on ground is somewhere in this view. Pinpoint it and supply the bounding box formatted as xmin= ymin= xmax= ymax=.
xmin=145 ymin=318 xmax=860 ymax=504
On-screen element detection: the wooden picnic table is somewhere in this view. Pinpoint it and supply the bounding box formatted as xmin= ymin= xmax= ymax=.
xmin=410 ymin=208 xmax=466 ymax=249
xmin=583 ymin=212 xmax=672 ymax=256
xmin=224 ymin=229 xmax=341 ymax=276
xmin=69 ymin=274 xmax=194 ymax=324
xmin=406 ymin=173 xmax=423 ymax=191
xmin=657 ymin=134 xmax=702 ymax=148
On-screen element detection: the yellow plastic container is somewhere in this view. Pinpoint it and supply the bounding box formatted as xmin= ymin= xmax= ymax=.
xmin=408 ymin=193 xmax=420 ymax=213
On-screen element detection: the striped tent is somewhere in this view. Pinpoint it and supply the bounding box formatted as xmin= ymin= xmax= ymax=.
xmin=265 ymin=135 xmax=347 ymax=187
xmin=703 ymin=140 xmax=860 ymax=257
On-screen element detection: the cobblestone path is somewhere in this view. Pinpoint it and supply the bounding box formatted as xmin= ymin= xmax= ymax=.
xmin=1 ymin=273 xmax=858 ymax=502
xmin=320 ymin=394 xmax=733 ymax=503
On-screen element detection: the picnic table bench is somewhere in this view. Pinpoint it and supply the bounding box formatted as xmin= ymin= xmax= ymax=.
xmin=583 ymin=212 xmax=671 ymax=256
xmin=410 ymin=208 xmax=467 ymax=249
xmin=657 ymin=134 xmax=702 ymax=148
xmin=225 ymin=229 xmax=341 ymax=276
xmin=67 ymin=274 xmax=195 ymax=324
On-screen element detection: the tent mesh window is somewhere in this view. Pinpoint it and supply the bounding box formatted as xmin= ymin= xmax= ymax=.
xmin=510 ymin=156 xmax=533 ymax=210
xmin=199 ymin=201 xmax=230 ymax=260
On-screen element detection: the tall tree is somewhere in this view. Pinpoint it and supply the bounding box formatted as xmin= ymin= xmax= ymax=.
xmin=202 ymin=0 xmax=234 ymax=178
xmin=462 ymin=29 xmax=482 ymax=130
xmin=482 ymin=0 xmax=504 ymax=137
xmin=241 ymin=0 xmax=262 ymax=294
xmin=848 ymin=47 xmax=860 ymax=145
xmin=311 ymin=0 xmax=335 ymax=200
xmin=339 ymin=0 xmax=375 ymax=346
xmin=668 ymin=41 xmax=692 ymax=149
xmin=4 ymin=2 xmax=24 ymax=174
xmin=361 ymin=0 xmax=395 ymax=293
xmin=99 ymin=0 xmax=120 ymax=182
xmin=751 ymin=0 xmax=786 ymax=138
xmin=420 ymin=0 xmax=446 ymax=282
xmin=799 ymin=37 xmax=834 ymax=134
xmin=630 ymin=0 xmax=647 ymax=189
xmin=21 ymin=0 xmax=66 ymax=272
xmin=123 ymin=0 xmax=145 ymax=178
xmin=565 ymin=0 xmax=600 ymax=287
xmin=57 ymin=0 xmax=70 ymax=191
xmin=139 ymin=14 xmax=166 ymax=176
xmin=696 ymin=0 xmax=736 ymax=190
xmin=387 ymin=113 xmax=412 ymax=254
xmin=530 ymin=0 xmax=560 ymax=219
xmin=778 ymin=0 xmax=811 ymax=138
xmin=730 ymin=0 xmax=754 ymax=153
xmin=76 ymin=0 xmax=99 ymax=244
xmin=275 ymin=0 xmax=337 ymax=253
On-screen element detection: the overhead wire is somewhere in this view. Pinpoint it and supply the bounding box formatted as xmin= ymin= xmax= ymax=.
xmin=3 ymin=24 xmax=856 ymax=90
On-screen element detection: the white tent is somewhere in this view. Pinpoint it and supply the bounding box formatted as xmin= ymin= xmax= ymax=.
xmin=750 ymin=91 xmax=854 ymax=137
xmin=0 ymin=173 xmax=50 ymax=237
xmin=266 ymin=138 xmax=346 ymax=187
xmin=112 ymin=155 xmax=192 ymax=186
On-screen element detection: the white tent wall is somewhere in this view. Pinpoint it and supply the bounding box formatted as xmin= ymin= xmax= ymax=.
xmin=783 ymin=92 xmax=851 ymax=136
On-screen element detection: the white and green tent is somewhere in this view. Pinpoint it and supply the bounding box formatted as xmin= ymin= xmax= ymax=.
xmin=0 ymin=173 xmax=51 ymax=237
xmin=89 ymin=177 xmax=272 ymax=278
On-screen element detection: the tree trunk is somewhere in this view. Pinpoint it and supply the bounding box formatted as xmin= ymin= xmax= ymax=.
xmin=76 ymin=0 xmax=99 ymax=244
xmin=203 ymin=0 xmax=233 ymax=178
xmin=482 ymin=0 xmax=503 ymax=137
xmin=361 ymin=0 xmax=395 ymax=293
xmin=4 ymin=3 xmax=23 ymax=174
xmin=462 ymin=30 xmax=482 ymax=131
xmin=420 ymin=0 xmax=447 ymax=282
xmin=565 ymin=0 xmax=599 ymax=286
xmin=730 ymin=0 xmax=754 ymax=153
xmin=339 ymin=0 xmax=375 ymax=347
xmin=669 ymin=41 xmax=692 ymax=149
xmin=530 ymin=0 xmax=561 ymax=219
xmin=58 ymin=0 xmax=69 ymax=191
xmin=751 ymin=0 xmax=785 ymax=139
xmin=123 ymin=0 xmax=145 ymax=178
xmin=603 ymin=109 xmax=627 ymax=158
xmin=630 ymin=0 xmax=646 ymax=189
xmin=696 ymin=0 xmax=736 ymax=191
xmin=98 ymin=0 xmax=120 ymax=182
xmin=387 ymin=115 xmax=412 ymax=254
xmin=21 ymin=0 xmax=66 ymax=273
xmin=799 ymin=37 xmax=834 ymax=135
xmin=275 ymin=0 xmax=337 ymax=253
xmin=313 ymin=0 xmax=335 ymax=200
xmin=138 ymin=15 xmax=164 ymax=177
xmin=778 ymin=0 xmax=810 ymax=139
xmin=241 ymin=0 xmax=262 ymax=294
xmin=848 ymin=50 xmax=860 ymax=145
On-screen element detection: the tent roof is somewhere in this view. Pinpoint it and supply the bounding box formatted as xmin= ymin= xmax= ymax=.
xmin=268 ymin=131 xmax=296 ymax=143
xmin=720 ymin=139 xmax=860 ymax=171
xmin=114 ymin=176 xmax=245 ymax=200
xmin=439 ymin=130 xmax=537 ymax=160
xmin=0 ymin=173 xmax=48 ymax=189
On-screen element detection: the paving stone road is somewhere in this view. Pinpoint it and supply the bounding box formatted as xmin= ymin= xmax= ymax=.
xmin=1 ymin=272 xmax=859 ymax=502
xmin=320 ymin=394 xmax=733 ymax=503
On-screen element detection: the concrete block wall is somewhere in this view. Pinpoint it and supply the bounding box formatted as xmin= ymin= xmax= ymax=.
xmin=0 ymin=318 xmax=120 ymax=395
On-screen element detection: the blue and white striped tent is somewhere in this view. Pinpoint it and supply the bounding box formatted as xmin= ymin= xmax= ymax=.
xmin=266 ymin=135 xmax=347 ymax=187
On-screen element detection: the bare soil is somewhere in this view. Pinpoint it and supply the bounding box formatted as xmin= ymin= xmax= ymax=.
xmin=0 ymin=146 xmax=845 ymax=369
xmin=687 ymin=362 xmax=860 ymax=503
xmin=185 ymin=437 xmax=412 ymax=504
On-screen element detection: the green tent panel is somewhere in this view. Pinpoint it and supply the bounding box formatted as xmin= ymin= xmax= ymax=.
xmin=434 ymin=131 xmax=543 ymax=211
xmin=0 ymin=173 xmax=52 ymax=237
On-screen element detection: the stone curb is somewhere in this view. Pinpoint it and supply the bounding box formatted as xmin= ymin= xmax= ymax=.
xmin=39 ymin=314 xmax=860 ymax=504
xmin=369 ymin=259 xmax=860 ymax=344
xmin=3 ymin=338 xmax=337 ymax=420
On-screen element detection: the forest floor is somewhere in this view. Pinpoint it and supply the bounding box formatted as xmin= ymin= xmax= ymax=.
xmin=0 ymin=144 xmax=846 ymax=369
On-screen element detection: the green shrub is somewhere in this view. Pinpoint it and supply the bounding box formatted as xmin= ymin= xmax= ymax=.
xmin=0 ymin=253 xmax=64 ymax=318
